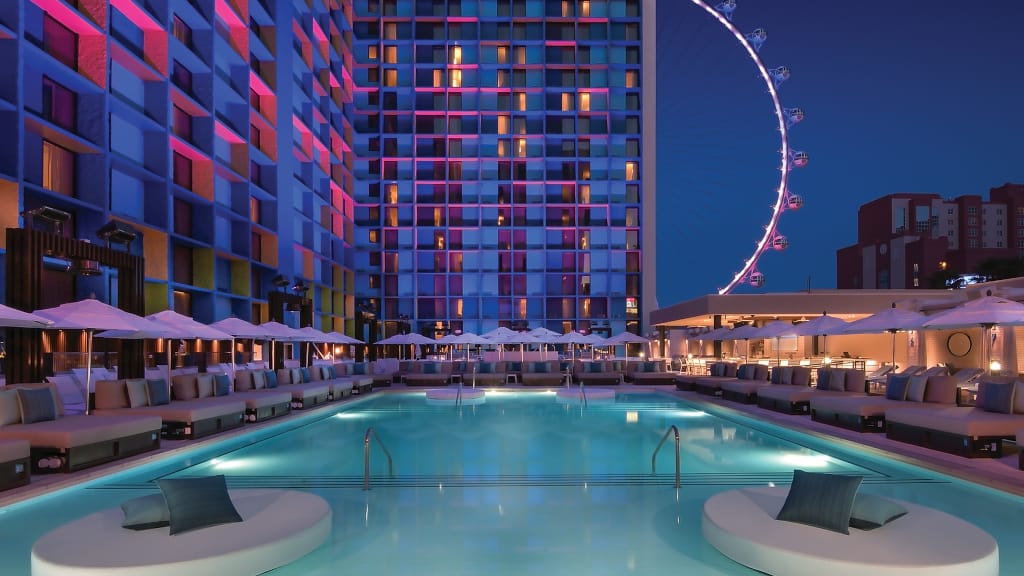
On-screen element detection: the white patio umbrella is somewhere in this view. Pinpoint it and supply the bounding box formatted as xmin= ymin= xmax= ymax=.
xmin=260 ymin=322 xmax=306 ymax=367
xmin=448 ymin=331 xmax=490 ymax=361
xmin=494 ymin=331 xmax=541 ymax=361
xmin=296 ymin=326 xmax=343 ymax=363
xmin=790 ymin=313 xmax=850 ymax=358
xmin=209 ymin=317 xmax=279 ymax=374
xmin=0 ymin=304 xmax=53 ymax=329
xmin=720 ymin=324 xmax=760 ymax=361
xmin=556 ymin=331 xmax=591 ymax=361
xmin=922 ymin=294 xmax=1024 ymax=373
xmin=146 ymin=310 xmax=234 ymax=381
xmin=605 ymin=331 xmax=651 ymax=361
xmin=751 ymin=320 xmax=800 ymax=366
xmin=34 ymin=299 xmax=166 ymax=415
xmin=842 ymin=305 xmax=927 ymax=368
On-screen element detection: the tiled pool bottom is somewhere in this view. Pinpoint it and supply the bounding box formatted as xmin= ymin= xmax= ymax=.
xmin=2 ymin=391 xmax=1023 ymax=575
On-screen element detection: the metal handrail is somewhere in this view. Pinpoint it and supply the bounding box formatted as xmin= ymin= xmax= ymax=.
xmin=651 ymin=425 xmax=680 ymax=488
xmin=578 ymin=379 xmax=588 ymax=407
xmin=363 ymin=426 xmax=394 ymax=490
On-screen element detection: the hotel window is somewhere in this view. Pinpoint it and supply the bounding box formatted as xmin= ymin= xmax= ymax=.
xmin=449 ymin=69 xmax=462 ymax=88
xmin=624 ymin=70 xmax=638 ymax=88
xmin=498 ymin=115 xmax=510 ymax=134
xmin=561 ymin=93 xmax=574 ymax=111
xmin=579 ymin=92 xmax=591 ymax=111
xmin=384 ymin=69 xmax=397 ymax=86
xmin=515 ymin=138 xmax=527 ymax=157
xmin=41 ymin=76 xmax=76 ymax=131
xmin=432 ymin=69 xmax=444 ymax=87
xmin=497 ymin=139 xmax=509 ymax=157
xmin=514 ymin=117 xmax=526 ymax=134
xmin=497 ymin=70 xmax=508 ymax=88
xmin=384 ymin=23 xmax=397 ymax=40
xmin=172 ymin=15 xmax=193 ymax=48
xmin=368 ymin=45 xmax=378 ymax=59
xmin=626 ymin=139 xmax=639 ymax=156
xmin=384 ymin=45 xmax=397 ymax=63
xmin=44 ymin=14 xmax=78 ymax=69
xmin=580 ymin=0 xmax=591 ymax=17
xmin=449 ymin=45 xmax=462 ymax=65
xmin=626 ymin=207 xmax=638 ymax=226
xmin=42 ymin=140 xmax=75 ymax=196
xmin=173 ymin=105 xmax=192 ymax=141
xmin=514 ymin=91 xmax=526 ymax=111
xmin=171 ymin=60 xmax=193 ymax=93
xmin=625 ymin=161 xmax=638 ymax=180
xmin=172 ymin=151 xmax=193 ymax=190
xmin=497 ymin=45 xmax=509 ymax=64
xmin=579 ymin=184 xmax=590 ymax=203
xmin=515 ymin=46 xmax=526 ymax=64
xmin=967 ymin=206 xmax=978 ymax=216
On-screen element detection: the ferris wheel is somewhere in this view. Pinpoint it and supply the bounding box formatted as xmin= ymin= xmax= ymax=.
xmin=681 ymin=0 xmax=807 ymax=294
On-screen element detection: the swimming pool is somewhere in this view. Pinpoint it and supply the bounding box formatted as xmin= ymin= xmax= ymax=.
xmin=2 ymin=390 xmax=1023 ymax=575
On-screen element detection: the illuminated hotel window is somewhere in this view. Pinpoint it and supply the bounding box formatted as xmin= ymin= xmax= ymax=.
xmin=578 ymin=92 xmax=590 ymax=111
xmin=517 ymin=298 xmax=527 ymax=318
xmin=579 ymin=162 xmax=591 ymax=180
xmin=514 ymin=91 xmax=526 ymax=111
xmin=449 ymin=69 xmax=462 ymax=88
xmin=581 ymin=0 xmax=591 ymax=17
xmin=384 ymin=69 xmax=397 ymax=86
xmin=432 ymin=69 xmax=444 ymax=87
xmin=562 ymin=0 xmax=572 ymax=16
xmin=434 ymin=208 xmax=444 ymax=227
xmin=498 ymin=115 xmax=510 ymax=134
xmin=385 ymin=183 xmax=398 ymax=204
xmin=385 ymin=207 xmax=398 ymax=226
xmin=497 ymin=70 xmax=508 ymax=88
xmin=449 ymin=45 xmax=462 ymax=65
xmin=384 ymin=45 xmax=397 ymax=63
xmin=515 ymin=46 xmax=526 ymax=64
xmin=625 ymin=70 xmax=638 ymax=88
xmin=580 ymin=184 xmax=590 ymax=202
xmin=515 ymin=138 xmax=526 ymax=157
xmin=42 ymin=140 xmax=75 ymax=196
xmin=368 ymin=45 xmax=378 ymax=59
xmin=497 ymin=139 xmax=509 ymax=157
xmin=580 ymin=230 xmax=590 ymax=249
xmin=497 ymin=45 xmax=509 ymax=64
xmin=384 ymin=23 xmax=397 ymax=39
xmin=435 ymin=230 xmax=445 ymax=248
xmin=625 ymin=161 xmax=638 ymax=180
xmin=561 ymin=93 xmax=574 ymax=111
xmin=369 ymin=230 xmax=379 ymax=243
xmin=172 ymin=15 xmax=192 ymax=48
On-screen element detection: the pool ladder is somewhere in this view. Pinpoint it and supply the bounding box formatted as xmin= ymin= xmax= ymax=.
xmin=564 ymin=368 xmax=587 ymax=406
xmin=363 ymin=426 xmax=394 ymax=490
xmin=651 ymin=425 xmax=681 ymax=488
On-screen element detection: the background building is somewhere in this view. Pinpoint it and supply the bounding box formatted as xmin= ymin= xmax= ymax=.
xmin=836 ymin=183 xmax=1024 ymax=289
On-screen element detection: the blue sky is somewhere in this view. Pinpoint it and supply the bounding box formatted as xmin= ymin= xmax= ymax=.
xmin=654 ymin=0 xmax=1024 ymax=308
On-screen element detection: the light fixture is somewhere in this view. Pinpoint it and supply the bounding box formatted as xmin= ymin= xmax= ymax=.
xmin=291 ymin=277 xmax=309 ymax=294
xmin=22 ymin=205 xmax=71 ymax=235
xmin=96 ymin=220 xmax=138 ymax=249
xmin=989 ymin=360 xmax=1002 ymax=373
xmin=271 ymin=274 xmax=290 ymax=290
xmin=70 ymin=257 xmax=102 ymax=276
xmin=823 ymin=356 xmax=832 ymax=365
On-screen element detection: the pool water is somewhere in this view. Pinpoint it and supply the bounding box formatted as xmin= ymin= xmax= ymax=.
xmin=2 ymin=391 xmax=1023 ymax=575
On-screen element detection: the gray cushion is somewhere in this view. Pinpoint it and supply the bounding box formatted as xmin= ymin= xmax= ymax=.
xmin=886 ymin=375 xmax=911 ymax=401
xmin=126 ymin=379 xmax=149 ymax=408
xmin=156 ymin=475 xmax=243 ymax=536
xmin=0 ymin=389 xmax=22 ymax=426
xmin=776 ymin=469 xmax=863 ymax=534
xmin=121 ymin=493 xmax=170 ymax=530
xmin=264 ymin=370 xmax=278 ymax=388
xmin=849 ymin=493 xmax=908 ymax=531
xmin=213 ymin=374 xmax=231 ymax=397
xmin=816 ymin=370 xmax=832 ymax=391
xmin=981 ymin=381 xmax=1014 ymax=414
xmin=923 ymin=375 xmax=958 ymax=404
xmin=16 ymin=387 xmax=57 ymax=424
xmin=828 ymin=369 xmax=847 ymax=392
xmin=146 ymin=379 xmax=170 ymax=406
xmin=906 ymin=375 xmax=928 ymax=403
xmin=196 ymin=374 xmax=215 ymax=398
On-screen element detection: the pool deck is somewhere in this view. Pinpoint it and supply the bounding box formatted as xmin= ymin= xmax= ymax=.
xmin=1 ymin=382 xmax=1022 ymax=509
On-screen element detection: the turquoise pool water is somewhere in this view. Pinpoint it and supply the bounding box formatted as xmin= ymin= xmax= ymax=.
xmin=2 ymin=390 xmax=1023 ymax=574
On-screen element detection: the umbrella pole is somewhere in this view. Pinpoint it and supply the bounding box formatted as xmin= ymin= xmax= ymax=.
xmin=230 ymin=337 xmax=236 ymax=380
xmin=85 ymin=330 xmax=93 ymax=416
xmin=890 ymin=330 xmax=897 ymax=368
xmin=166 ymin=339 xmax=173 ymax=398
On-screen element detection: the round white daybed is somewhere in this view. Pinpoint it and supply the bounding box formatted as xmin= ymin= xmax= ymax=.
xmin=425 ymin=387 xmax=486 ymax=405
xmin=32 ymin=489 xmax=332 ymax=576
xmin=702 ymin=486 xmax=998 ymax=576
xmin=556 ymin=387 xmax=616 ymax=403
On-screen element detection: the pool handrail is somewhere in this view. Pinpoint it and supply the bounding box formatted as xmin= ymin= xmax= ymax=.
xmin=651 ymin=425 xmax=681 ymax=488
xmin=364 ymin=426 xmax=394 ymax=490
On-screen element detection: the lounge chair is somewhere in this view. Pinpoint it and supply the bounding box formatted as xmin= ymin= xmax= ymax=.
xmin=574 ymin=360 xmax=624 ymax=386
xmin=885 ymin=380 xmax=1024 ymax=458
xmin=625 ymin=360 xmax=677 ymax=385
xmin=756 ymin=368 xmax=866 ymax=415
xmin=275 ymin=368 xmax=331 ymax=409
xmin=231 ymin=370 xmax=294 ymax=422
xmin=460 ymin=361 xmax=508 ymax=387
xmin=403 ymin=361 xmax=453 ymax=387
xmin=676 ymin=362 xmax=738 ymax=392
xmin=520 ymin=360 xmax=565 ymax=386
xmin=694 ymin=363 xmax=769 ymax=397
xmin=0 ymin=438 xmax=30 ymax=490
xmin=0 ymin=382 xmax=161 ymax=473
xmin=93 ymin=376 xmax=247 ymax=439
xmin=722 ymin=366 xmax=811 ymax=405
xmin=810 ymin=373 xmax=959 ymax=432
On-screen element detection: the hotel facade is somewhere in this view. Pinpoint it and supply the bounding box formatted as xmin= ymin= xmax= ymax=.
xmin=0 ymin=0 xmax=656 ymax=355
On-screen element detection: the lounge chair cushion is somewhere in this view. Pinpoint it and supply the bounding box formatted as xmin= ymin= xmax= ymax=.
xmin=171 ymin=375 xmax=198 ymax=400
xmin=126 ymin=379 xmax=149 ymax=408
xmin=17 ymin=387 xmax=57 ymax=424
xmin=300 ymin=367 xmax=312 ymax=383
xmin=422 ymin=362 xmax=439 ymax=374
xmin=849 ymin=494 xmax=908 ymax=531
xmin=147 ymin=379 xmax=170 ymax=406
xmin=478 ymin=362 xmax=495 ymax=374
xmin=214 ymin=374 xmax=232 ymax=397
xmin=775 ymin=469 xmax=863 ymax=534
xmin=264 ymin=371 xmax=278 ymax=388
xmin=886 ymin=375 xmax=910 ymax=401
xmin=923 ymin=375 xmax=957 ymax=405
xmin=0 ymin=389 xmax=22 ymax=426
xmin=250 ymin=370 xmax=265 ymax=390
xmin=981 ymin=382 xmax=1014 ymax=414
xmin=828 ymin=369 xmax=846 ymax=392
xmin=906 ymin=375 xmax=928 ymax=402
xmin=156 ymin=475 xmax=243 ymax=536
xmin=196 ymin=374 xmax=215 ymax=399
xmin=1014 ymin=381 xmax=1024 ymax=414
xmin=121 ymin=494 xmax=170 ymax=530
xmin=792 ymin=367 xmax=811 ymax=387
xmin=816 ymin=370 xmax=832 ymax=391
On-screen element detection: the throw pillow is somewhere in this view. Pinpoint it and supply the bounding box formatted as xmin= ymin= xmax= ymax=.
xmin=423 ymin=363 xmax=438 ymax=374
xmin=155 ymin=475 xmax=243 ymax=536
xmin=776 ymin=469 xmax=863 ymax=534
xmin=264 ymin=370 xmax=278 ymax=388
xmin=828 ymin=369 xmax=847 ymax=392
xmin=981 ymin=381 xmax=1014 ymax=414
xmin=478 ymin=362 xmax=494 ymax=374
xmin=849 ymin=493 xmax=908 ymax=530
xmin=196 ymin=374 xmax=215 ymax=398
xmin=300 ymin=367 xmax=312 ymax=383
xmin=16 ymin=387 xmax=56 ymax=424
xmin=146 ymin=379 xmax=170 ymax=406
xmin=0 ymin=389 xmax=21 ymax=426
xmin=213 ymin=373 xmax=231 ymax=396
xmin=906 ymin=375 xmax=928 ymax=402
xmin=534 ymin=362 xmax=550 ymax=373
xmin=353 ymin=363 xmax=367 ymax=375
xmin=126 ymin=379 xmax=149 ymax=408
xmin=121 ymin=493 xmax=170 ymax=530
xmin=1014 ymin=381 xmax=1024 ymax=414
xmin=816 ymin=369 xmax=832 ymax=391
xmin=885 ymin=375 xmax=911 ymax=401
